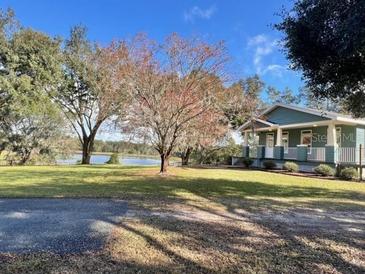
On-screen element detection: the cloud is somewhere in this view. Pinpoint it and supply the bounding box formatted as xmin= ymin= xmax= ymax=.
xmin=184 ymin=5 xmax=217 ymax=23
xmin=262 ymin=64 xmax=287 ymax=77
xmin=247 ymin=34 xmax=284 ymax=76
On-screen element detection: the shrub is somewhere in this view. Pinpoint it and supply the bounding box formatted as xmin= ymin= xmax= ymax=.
xmin=339 ymin=167 xmax=358 ymax=180
xmin=106 ymin=153 xmax=120 ymax=164
xmin=242 ymin=158 xmax=254 ymax=168
xmin=283 ymin=161 xmax=299 ymax=172
xmin=314 ymin=164 xmax=335 ymax=176
xmin=263 ymin=160 xmax=276 ymax=169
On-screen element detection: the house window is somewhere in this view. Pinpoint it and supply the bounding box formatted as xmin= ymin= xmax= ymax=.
xmin=301 ymin=130 xmax=312 ymax=154
xmin=336 ymin=127 xmax=341 ymax=147
xmin=282 ymin=132 xmax=289 ymax=153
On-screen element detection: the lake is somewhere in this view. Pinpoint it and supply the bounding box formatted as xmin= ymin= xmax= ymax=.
xmin=57 ymin=154 xmax=161 ymax=166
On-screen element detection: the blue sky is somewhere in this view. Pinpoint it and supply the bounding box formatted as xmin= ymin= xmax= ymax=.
xmin=0 ymin=0 xmax=303 ymax=141
xmin=1 ymin=0 xmax=303 ymax=92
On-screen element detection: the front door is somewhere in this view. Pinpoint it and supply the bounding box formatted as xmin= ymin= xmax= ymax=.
xmin=266 ymin=133 xmax=274 ymax=158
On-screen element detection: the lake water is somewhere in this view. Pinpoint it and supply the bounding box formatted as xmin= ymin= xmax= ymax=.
xmin=57 ymin=154 xmax=160 ymax=166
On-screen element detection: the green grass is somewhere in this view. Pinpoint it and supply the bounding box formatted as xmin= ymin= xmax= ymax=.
xmin=1 ymin=165 xmax=365 ymax=273
xmin=0 ymin=165 xmax=364 ymax=210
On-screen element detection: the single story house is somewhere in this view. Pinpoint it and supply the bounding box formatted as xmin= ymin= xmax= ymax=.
xmin=236 ymin=104 xmax=365 ymax=172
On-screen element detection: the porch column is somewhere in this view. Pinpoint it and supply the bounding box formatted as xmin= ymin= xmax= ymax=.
xmin=325 ymin=123 xmax=337 ymax=163
xmin=274 ymin=127 xmax=284 ymax=160
xmin=242 ymin=131 xmax=249 ymax=158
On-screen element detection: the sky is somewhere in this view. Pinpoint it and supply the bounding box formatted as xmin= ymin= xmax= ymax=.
xmin=0 ymin=0 xmax=303 ymax=141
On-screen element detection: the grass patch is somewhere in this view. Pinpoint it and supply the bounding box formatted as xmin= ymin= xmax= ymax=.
xmin=1 ymin=165 xmax=365 ymax=273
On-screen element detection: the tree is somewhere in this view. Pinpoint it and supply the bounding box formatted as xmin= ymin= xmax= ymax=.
xmin=55 ymin=26 xmax=128 ymax=164
xmin=0 ymin=9 xmax=66 ymax=164
xmin=266 ymin=86 xmax=300 ymax=105
xmin=222 ymin=75 xmax=265 ymax=130
xmin=276 ymin=0 xmax=365 ymax=117
xmin=298 ymin=86 xmax=347 ymax=113
xmin=177 ymin=110 xmax=228 ymax=166
xmin=121 ymin=34 xmax=228 ymax=173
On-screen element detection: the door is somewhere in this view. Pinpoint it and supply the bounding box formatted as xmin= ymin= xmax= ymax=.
xmin=265 ymin=133 xmax=274 ymax=158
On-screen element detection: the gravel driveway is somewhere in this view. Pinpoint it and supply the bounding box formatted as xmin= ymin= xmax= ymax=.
xmin=0 ymin=199 xmax=128 ymax=254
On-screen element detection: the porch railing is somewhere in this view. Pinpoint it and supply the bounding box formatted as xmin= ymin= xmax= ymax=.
xmin=307 ymin=147 xmax=326 ymax=162
xmin=284 ymin=147 xmax=297 ymax=160
xmin=335 ymin=147 xmax=365 ymax=164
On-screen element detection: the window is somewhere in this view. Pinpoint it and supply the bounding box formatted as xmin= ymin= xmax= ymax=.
xmin=282 ymin=132 xmax=289 ymax=153
xmin=336 ymin=127 xmax=341 ymax=147
xmin=301 ymin=130 xmax=312 ymax=154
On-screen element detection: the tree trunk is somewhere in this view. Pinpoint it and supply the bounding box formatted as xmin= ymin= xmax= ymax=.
xmin=181 ymin=147 xmax=192 ymax=166
xmin=160 ymin=153 xmax=169 ymax=173
xmin=80 ymin=124 xmax=101 ymax=165
xmin=81 ymin=138 xmax=92 ymax=164
xmin=19 ymin=149 xmax=32 ymax=165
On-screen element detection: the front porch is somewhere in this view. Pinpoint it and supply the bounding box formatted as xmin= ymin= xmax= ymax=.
xmin=242 ymin=122 xmax=365 ymax=165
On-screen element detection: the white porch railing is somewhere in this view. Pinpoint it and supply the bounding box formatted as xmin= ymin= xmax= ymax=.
xmin=284 ymin=147 xmax=297 ymax=160
xmin=336 ymin=147 xmax=357 ymax=163
xmin=307 ymin=147 xmax=326 ymax=162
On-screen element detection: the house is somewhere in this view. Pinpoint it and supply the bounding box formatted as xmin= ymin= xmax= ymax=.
xmin=236 ymin=104 xmax=365 ymax=172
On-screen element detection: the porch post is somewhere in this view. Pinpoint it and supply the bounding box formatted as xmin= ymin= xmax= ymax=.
xmin=274 ymin=127 xmax=284 ymax=160
xmin=325 ymin=123 xmax=337 ymax=163
xmin=242 ymin=131 xmax=250 ymax=158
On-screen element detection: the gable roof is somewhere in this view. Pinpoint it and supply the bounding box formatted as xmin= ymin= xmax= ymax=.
xmin=238 ymin=104 xmax=365 ymax=131
xmin=260 ymin=103 xmax=355 ymax=120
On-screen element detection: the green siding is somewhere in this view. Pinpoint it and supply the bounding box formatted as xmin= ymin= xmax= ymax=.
xmin=265 ymin=107 xmax=330 ymax=125
xmin=258 ymin=131 xmax=276 ymax=146
xmin=338 ymin=125 xmax=356 ymax=147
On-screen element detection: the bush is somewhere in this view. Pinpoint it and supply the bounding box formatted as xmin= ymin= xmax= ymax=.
xmin=263 ymin=160 xmax=276 ymax=169
xmin=283 ymin=161 xmax=299 ymax=172
xmin=106 ymin=153 xmax=120 ymax=164
xmin=314 ymin=164 xmax=335 ymax=176
xmin=242 ymin=158 xmax=254 ymax=168
xmin=339 ymin=167 xmax=358 ymax=180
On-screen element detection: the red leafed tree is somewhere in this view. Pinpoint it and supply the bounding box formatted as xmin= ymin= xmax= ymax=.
xmin=121 ymin=34 xmax=228 ymax=173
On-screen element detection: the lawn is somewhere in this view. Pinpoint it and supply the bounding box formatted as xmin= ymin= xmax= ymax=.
xmin=0 ymin=165 xmax=364 ymax=273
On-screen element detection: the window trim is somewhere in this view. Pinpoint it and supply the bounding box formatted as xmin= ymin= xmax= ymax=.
xmin=300 ymin=129 xmax=313 ymax=154
xmin=336 ymin=127 xmax=341 ymax=147
xmin=282 ymin=131 xmax=289 ymax=154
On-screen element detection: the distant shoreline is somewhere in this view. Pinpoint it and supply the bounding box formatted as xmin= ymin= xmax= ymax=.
xmin=73 ymin=151 xmax=160 ymax=158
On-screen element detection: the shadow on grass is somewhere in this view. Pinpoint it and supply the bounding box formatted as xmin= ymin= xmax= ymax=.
xmin=1 ymin=166 xmax=365 ymax=273
xmin=1 ymin=168 xmax=365 ymax=208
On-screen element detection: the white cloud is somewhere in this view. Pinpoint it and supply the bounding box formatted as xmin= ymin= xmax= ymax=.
xmin=247 ymin=34 xmax=284 ymax=76
xmin=184 ymin=5 xmax=217 ymax=23
xmin=262 ymin=64 xmax=287 ymax=77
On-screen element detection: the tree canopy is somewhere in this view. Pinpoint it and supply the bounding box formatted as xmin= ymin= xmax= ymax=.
xmin=276 ymin=0 xmax=365 ymax=117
